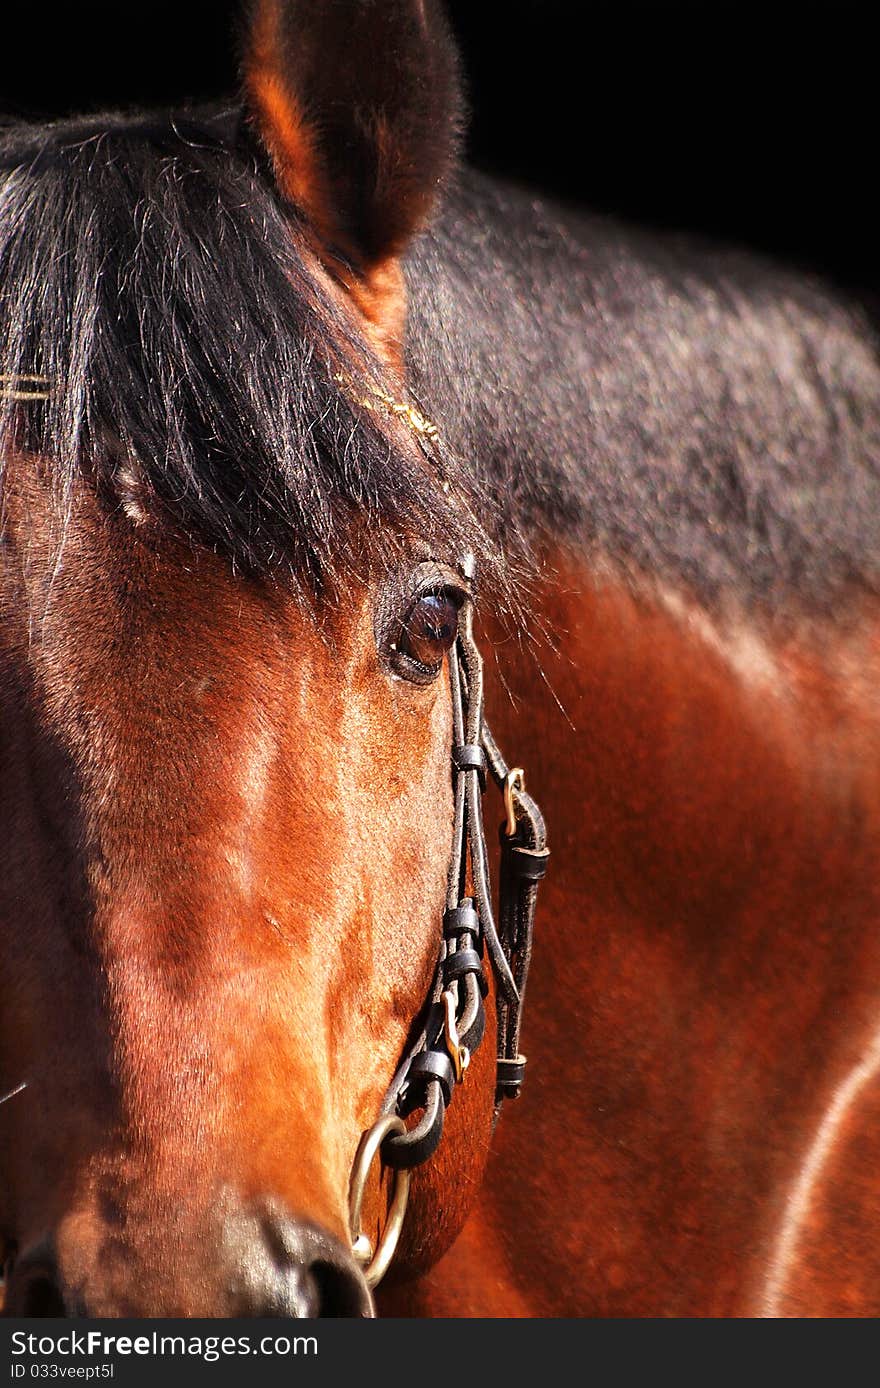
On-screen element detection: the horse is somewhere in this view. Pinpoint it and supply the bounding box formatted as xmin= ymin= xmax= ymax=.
xmin=3 ymin=0 xmax=880 ymax=1319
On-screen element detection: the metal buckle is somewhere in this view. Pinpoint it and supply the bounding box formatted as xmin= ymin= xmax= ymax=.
xmin=442 ymin=988 xmax=470 ymax=1084
xmin=503 ymin=767 xmax=525 ymax=837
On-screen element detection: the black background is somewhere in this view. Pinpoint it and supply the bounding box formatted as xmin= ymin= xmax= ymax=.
xmin=0 ymin=3 xmax=874 ymax=294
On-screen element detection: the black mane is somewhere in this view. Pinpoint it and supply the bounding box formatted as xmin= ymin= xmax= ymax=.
xmin=0 ymin=108 xmax=501 ymax=597
xmin=3 ymin=106 xmax=880 ymax=613
xmin=408 ymin=175 xmax=880 ymax=612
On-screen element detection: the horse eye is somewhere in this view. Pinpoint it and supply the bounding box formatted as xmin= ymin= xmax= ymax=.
xmin=394 ymin=591 xmax=462 ymax=677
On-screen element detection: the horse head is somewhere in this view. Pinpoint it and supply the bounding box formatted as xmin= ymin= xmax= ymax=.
xmin=0 ymin=0 xmax=527 ymax=1316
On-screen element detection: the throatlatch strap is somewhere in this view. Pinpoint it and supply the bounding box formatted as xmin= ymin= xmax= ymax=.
xmin=495 ymin=805 xmax=549 ymax=1102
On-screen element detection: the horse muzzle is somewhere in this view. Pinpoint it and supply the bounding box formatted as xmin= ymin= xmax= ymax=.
xmin=2 ymin=1207 xmax=374 ymax=1318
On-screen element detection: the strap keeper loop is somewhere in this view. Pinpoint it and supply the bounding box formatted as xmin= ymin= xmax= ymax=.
xmin=443 ymin=901 xmax=480 ymax=937
xmin=442 ymin=948 xmax=484 ymax=987
xmin=407 ymin=1049 xmax=456 ymax=1106
xmin=504 ymin=844 xmax=550 ymax=882
xmin=496 ymin=1054 xmax=527 ymax=1099
xmin=452 ymin=743 xmax=487 ymax=790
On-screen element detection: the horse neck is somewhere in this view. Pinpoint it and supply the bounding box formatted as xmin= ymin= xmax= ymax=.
xmin=392 ymin=172 xmax=880 ymax=1317
xmin=466 ymin=550 xmax=880 ymax=1315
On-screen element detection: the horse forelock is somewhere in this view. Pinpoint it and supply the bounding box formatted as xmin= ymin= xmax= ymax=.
xmin=0 ymin=109 xmax=511 ymax=608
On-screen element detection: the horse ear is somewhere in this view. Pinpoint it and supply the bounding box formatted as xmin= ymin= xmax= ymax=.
xmin=243 ymin=0 xmax=462 ymax=355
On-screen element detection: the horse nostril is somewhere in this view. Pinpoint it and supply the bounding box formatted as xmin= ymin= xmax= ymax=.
xmin=3 ymin=1243 xmax=66 ymax=1316
xmin=308 ymin=1255 xmax=374 ymax=1317
xmin=227 ymin=1209 xmax=374 ymax=1317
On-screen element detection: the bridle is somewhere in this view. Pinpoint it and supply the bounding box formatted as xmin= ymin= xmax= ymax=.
xmin=348 ymin=585 xmax=549 ymax=1288
xmin=348 ymin=589 xmax=549 ymax=1287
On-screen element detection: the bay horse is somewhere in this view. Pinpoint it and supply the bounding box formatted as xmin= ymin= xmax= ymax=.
xmin=2 ymin=1 xmax=880 ymax=1318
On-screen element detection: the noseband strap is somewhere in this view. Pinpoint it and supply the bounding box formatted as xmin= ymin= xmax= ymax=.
xmin=349 ymin=594 xmax=549 ymax=1284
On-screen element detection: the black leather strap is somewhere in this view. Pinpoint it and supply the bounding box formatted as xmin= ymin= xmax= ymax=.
xmin=384 ymin=1080 xmax=445 ymax=1170
xmin=494 ymin=787 xmax=548 ymax=1104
